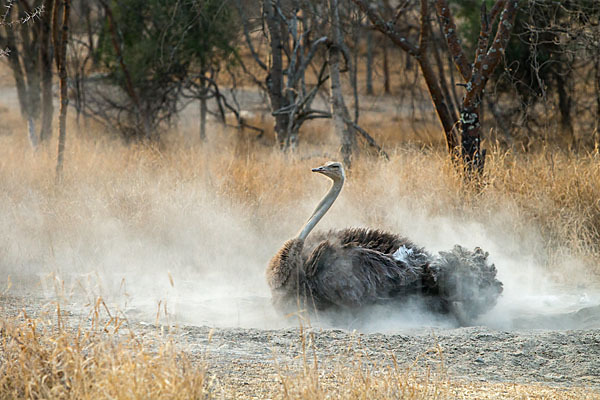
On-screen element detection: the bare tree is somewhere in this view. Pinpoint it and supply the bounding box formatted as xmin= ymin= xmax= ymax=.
xmin=236 ymin=0 xmax=332 ymax=150
xmin=328 ymin=0 xmax=356 ymax=165
xmin=353 ymin=0 xmax=518 ymax=173
xmin=0 ymin=1 xmax=45 ymax=148
xmin=237 ymin=0 xmax=387 ymax=161
xmin=438 ymin=0 xmax=518 ymax=172
xmin=39 ymin=0 xmax=54 ymax=142
xmin=53 ymin=0 xmax=70 ymax=181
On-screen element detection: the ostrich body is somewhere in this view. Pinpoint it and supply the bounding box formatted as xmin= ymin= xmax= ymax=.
xmin=266 ymin=162 xmax=502 ymax=325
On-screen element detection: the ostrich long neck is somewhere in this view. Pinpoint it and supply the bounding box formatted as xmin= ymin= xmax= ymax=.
xmin=297 ymin=176 xmax=344 ymax=241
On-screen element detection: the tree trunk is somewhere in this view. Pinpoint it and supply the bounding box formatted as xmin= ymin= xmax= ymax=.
xmin=351 ymin=14 xmax=360 ymax=123
xmin=4 ymin=5 xmax=39 ymax=149
xmin=596 ymin=56 xmax=600 ymax=146
xmin=19 ymin=19 xmax=42 ymax=134
xmin=82 ymin=0 xmax=95 ymax=64
xmin=366 ymin=29 xmax=374 ymax=95
xmin=263 ymin=0 xmax=290 ymax=149
xmin=555 ymin=68 xmax=574 ymax=147
xmin=328 ymin=0 xmax=356 ymax=167
xmin=39 ymin=0 xmax=54 ymax=143
xmin=459 ymin=106 xmax=485 ymax=174
xmin=27 ymin=117 xmax=38 ymax=149
xmin=54 ymin=0 xmax=71 ymax=182
xmin=430 ymin=21 xmax=458 ymax=122
xmin=200 ymin=95 xmax=207 ymax=141
xmin=418 ymin=56 xmax=459 ymax=152
xmin=382 ymin=40 xmax=390 ymax=94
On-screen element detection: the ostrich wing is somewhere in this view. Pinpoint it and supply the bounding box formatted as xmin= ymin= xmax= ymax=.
xmin=304 ymin=241 xmax=424 ymax=309
xmin=308 ymin=228 xmax=429 ymax=257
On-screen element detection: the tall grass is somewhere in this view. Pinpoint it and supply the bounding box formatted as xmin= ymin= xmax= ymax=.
xmin=1 ymin=113 xmax=600 ymax=398
xmin=1 ymin=118 xmax=600 ymax=277
xmin=0 ymin=300 xmax=210 ymax=399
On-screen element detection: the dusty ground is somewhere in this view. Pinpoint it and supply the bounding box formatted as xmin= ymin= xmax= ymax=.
xmin=2 ymin=288 xmax=599 ymax=398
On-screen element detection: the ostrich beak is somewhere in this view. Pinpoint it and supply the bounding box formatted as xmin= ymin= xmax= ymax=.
xmin=312 ymin=166 xmax=325 ymax=173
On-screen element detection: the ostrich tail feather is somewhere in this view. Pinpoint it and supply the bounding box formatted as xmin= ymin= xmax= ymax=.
xmin=429 ymin=245 xmax=503 ymax=324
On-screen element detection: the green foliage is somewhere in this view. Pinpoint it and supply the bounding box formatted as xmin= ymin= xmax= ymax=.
xmin=451 ymin=0 xmax=497 ymax=55
xmin=100 ymin=0 xmax=236 ymax=81
xmin=95 ymin=0 xmax=237 ymax=136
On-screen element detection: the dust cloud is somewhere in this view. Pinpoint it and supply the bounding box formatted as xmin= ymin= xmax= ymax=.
xmin=1 ymin=145 xmax=599 ymax=332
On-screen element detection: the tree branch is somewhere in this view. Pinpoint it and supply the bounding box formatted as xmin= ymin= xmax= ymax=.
xmin=435 ymin=0 xmax=471 ymax=80
xmin=344 ymin=117 xmax=389 ymax=160
xmin=472 ymin=2 xmax=491 ymax=78
xmin=482 ymin=0 xmax=518 ymax=78
xmin=418 ymin=0 xmax=429 ymax=58
xmin=234 ymin=0 xmax=267 ymax=71
xmin=463 ymin=0 xmax=518 ymax=109
xmin=352 ymin=0 xmax=418 ymax=56
xmin=291 ymin=36 xmax=328 ymax=88
xmin=489 ymin=0 xmax=508 ymax=24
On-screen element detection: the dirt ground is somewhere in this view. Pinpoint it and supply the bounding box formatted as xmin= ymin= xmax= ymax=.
xmin=2 ymin=289 xmax=599 ymax=398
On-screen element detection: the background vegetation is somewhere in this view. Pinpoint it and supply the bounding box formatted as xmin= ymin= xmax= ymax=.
xmin=1 ymin=0 xmax=600 ymax=398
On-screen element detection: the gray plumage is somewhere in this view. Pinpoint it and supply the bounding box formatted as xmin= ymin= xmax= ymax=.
xmin=266 ymin=162 xmax=502 ymax=325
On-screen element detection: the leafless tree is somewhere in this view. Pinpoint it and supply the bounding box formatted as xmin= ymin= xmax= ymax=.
xmin=53 ymin=0 xmax=70 ymax=182
xmin=0 ymin=1 xmax=47 ymax=148
xmin=236 ymin=0 xmax=332 ymax=150
xmin=237 ymin=0 xmax=387 ymax=162
xmin=353 ymin=0 xmax=518 ymax=174
xmin=436 ymin=0 xmax=518 ymax=173
xmin=488 ymin=1 xmax=600 ymax=150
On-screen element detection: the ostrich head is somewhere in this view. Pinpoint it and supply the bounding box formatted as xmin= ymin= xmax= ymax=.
xmin=312 ymin=161 xmax=345 ymax=182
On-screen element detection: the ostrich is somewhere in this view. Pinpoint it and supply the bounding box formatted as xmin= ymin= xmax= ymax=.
xmin=266 ymin=161 xmax=503 ymax=325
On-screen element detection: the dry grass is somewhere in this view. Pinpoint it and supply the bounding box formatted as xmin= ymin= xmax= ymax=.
xmin=485 ymin=149 xmax=600 ymax=262
xmin=0 ymin=302 xmax=210 ymax=399
xmin=273 ymin=326 xmax=448 ymax=399
xmin=2 ymin=115 xmax=600 ymax=275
